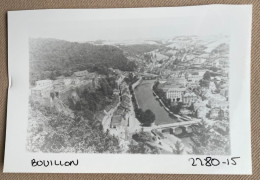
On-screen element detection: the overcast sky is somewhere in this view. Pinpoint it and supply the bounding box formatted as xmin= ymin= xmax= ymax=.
xmin=27 ymin=8 xmax=231 ymax=42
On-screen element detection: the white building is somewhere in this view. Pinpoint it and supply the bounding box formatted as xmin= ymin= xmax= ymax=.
xmin=162 ymin=86 xmax=186 ymax=102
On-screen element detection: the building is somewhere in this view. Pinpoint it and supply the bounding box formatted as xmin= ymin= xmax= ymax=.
xmin=186 ymin=71 xmax=204 ymax=83
xmin=111 ymin=115 xmax=124 ymax=128
xmin=53 ymin=80 xmax=66 ymax=95
xmin=31 ymin=85 xmax=53 ymax=98
xmin=208 ymin=97 xmax=229 ymax=109
xmin=167 ymin=76 xmax=187 ymax=87
xmin=162 ymin=85 xmax=186 ymax=102
xmin=122 ymin=95 xmax=131 ymax=104
xmin=31 ymin=79 xmax=53 ymax=98
xmin=87 ymin=73 xmax=96 ymax=79
xmin=186 ymin=81 xmax=199 ymax=90
xmin=220 ymin=89 xmax=229 ymax=99
xmin=115 ymin=75 xmax=124 ymax=89
xmin=158 ymin=79 xmax=167 ymax=84
xmin=182 ymin=92 xmax=198 ymax=105
xmin=35 ymin=79 xmax=53 ymax=87
xmin=185 ymin=54 xmax=196 ymax=61
xmin=192 ymin=57 xmax=207 ymax=65
xmin=169 ymin=71 xmax=186 ymax=78
xmin=219 ymin=83 xmax=229 ymax=99
xmin=113 ymin=89 xmax=120 ymax=95
xmin=211 ymin=57 xmax=229 ymax=68
xmin=64 ymin=78 xmax=73 ymax=86
xmin=209 ymin=107 xmax=221 ymax=119
xmin=209 ymin=107 xmax=225 ymax=120
xmin=73 ymin=70 xmax=89 ymax=77
xmin=70 ymin=78 xmax=81 ymax=86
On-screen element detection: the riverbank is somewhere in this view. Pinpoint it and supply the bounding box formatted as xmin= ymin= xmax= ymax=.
xmin=134 ymin=80 xmax=178 ymax=125
xmin=152 ymin=83 xmax=193 ymax=122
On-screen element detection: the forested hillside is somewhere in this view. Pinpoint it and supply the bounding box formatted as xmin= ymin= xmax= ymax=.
xmin=29 ymin=38 xmax=136 ymax=85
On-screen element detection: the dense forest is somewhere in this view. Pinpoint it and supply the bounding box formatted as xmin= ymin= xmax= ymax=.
xmin=29 ymin=38 xmax=136 ymax=85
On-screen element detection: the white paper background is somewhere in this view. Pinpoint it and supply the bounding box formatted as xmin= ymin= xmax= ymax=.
xmin=4 ymin=5 xmax=252 ymax=174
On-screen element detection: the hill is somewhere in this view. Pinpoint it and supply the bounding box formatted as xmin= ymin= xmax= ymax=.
xmin=29 ymin=38 xmax=136 ymax=84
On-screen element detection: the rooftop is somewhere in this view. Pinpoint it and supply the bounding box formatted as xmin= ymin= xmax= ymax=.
xmin=111 ymin=115 xmax=123 ymax=126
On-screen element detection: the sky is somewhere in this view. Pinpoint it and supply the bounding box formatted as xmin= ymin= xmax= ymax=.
xmin=27 ymin=8 xmax=231 ymax=42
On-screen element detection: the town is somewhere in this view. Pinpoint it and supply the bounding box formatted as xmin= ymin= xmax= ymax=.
xmin=27 ymin=35 xmax=230 ymax=155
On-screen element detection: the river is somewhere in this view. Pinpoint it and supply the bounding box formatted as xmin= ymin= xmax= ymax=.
xmin=134 ymin=80 xmax=178 ymax=125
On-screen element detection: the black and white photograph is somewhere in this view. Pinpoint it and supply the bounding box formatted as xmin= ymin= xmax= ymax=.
xmin=4 ymin=5 xmax=252 ymax=174
xmin=28 ymin=34 xmax=230 ymax=155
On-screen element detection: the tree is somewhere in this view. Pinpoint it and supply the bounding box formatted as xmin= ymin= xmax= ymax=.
xmin=128 ymin=140 xmax=148 ymax=154
xmin=170 ymin=102 xmax=183 ymax=114
xmin=132 ymin=131 xmax=153 ymax=142
xmin=127 ymin=140 xmax=159 ymax=154
xmin=203 ymin=71 xmax=211 ymax=81
xmin=217 ymin=109 xmax=225 ymax=121
xmin=199 ymin=79 xmax=210 ymax=88
xmin=172 ymin=141 xmax=184 ymax=154
xmin=190 ymin=120 xmax=230 ymax=155
xmin=188 ymin=103 xmax=195 ymax=112
xmin=141 ymin=109 xmax=156 ymax=126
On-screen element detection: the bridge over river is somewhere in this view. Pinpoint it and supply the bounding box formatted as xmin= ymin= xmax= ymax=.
xmin=154 ymin=118 xmax=202 ymax=130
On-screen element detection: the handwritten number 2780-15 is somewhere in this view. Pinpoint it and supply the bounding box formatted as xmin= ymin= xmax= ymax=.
xmin=189 ymin=157 xmax=240 ymax=166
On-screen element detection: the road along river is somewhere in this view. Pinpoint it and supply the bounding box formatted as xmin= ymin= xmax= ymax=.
xmin=134 ymin=80 xmax=178 ymax=125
